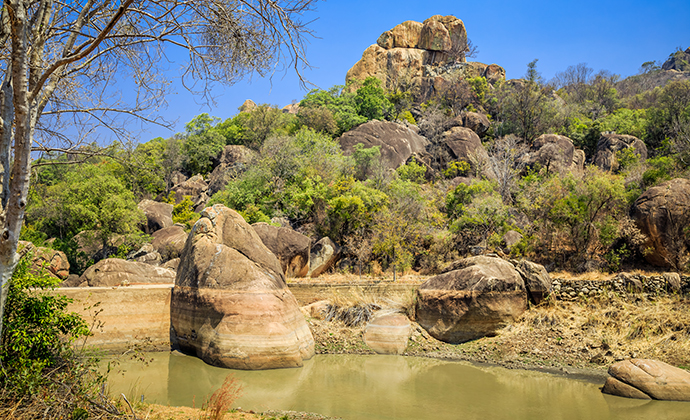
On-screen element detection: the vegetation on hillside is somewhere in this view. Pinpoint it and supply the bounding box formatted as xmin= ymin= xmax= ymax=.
xmin=20 ymin=56 xmax=690 ymax=277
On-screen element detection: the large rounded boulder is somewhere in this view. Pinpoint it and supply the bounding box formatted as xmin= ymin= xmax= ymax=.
xmin=416 ymin=255 xmax=527 ymax=343
xmin=432 ymin=127 xmax=495 ymax=179
xmin=138 ymin=199 xmax=174 ymax=234
xmin=170 ymin=205 xmax=314 ymax=370
xmin=363 ymin=312 xmax=411 ymax=355
xmin=339 ymin=120 xmax=429 ymax=171
xmin=79 ymin=258 xmax=175 ymax=287
xmin=252 ymin=222 xmax=311 ymax=278
xmin=594 ymin=133 xmax=647 ymax=172
xmin=631 ymin=178 xmax=690 ymax=268
xmin=602 ymin=359 xmax=690 ymax=401
xmin=524 ymin=134 xmax=584 ymax=175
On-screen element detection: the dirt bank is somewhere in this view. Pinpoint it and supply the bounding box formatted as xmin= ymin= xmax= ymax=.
xmin=306 ymin=274 xmax=690 ymax=382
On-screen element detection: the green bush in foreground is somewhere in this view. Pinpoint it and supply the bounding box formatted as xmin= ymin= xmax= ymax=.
xmin=0 ymin=256 xmax=121 ymax=418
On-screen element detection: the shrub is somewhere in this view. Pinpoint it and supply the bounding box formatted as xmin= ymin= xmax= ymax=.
xmin=0 ymin=255 xmax=121 ymax=419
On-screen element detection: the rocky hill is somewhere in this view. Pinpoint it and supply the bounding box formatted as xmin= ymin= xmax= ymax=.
xmin=345 ymin=15 xmax=505 ymax=102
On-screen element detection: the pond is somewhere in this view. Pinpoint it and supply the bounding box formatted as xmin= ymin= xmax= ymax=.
xmin=105 ymin=352 xmax=689 ymax=420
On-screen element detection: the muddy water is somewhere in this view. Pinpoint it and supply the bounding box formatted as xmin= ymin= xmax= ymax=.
xmin=106 ymin=352 xmax=689 ymax=420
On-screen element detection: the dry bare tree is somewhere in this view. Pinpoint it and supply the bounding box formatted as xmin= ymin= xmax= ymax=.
xmin=488 ymin=134 xmax=527 ymax=204
xmin=0 ymin=0 xmax=319 ymax=338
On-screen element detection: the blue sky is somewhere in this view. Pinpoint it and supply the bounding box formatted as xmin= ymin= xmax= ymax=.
xmin=132 ymin=0 xmax=690 ymax=142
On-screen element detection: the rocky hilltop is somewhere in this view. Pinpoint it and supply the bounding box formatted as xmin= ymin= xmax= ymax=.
xmin=345 ymin=15 xmax=505 ymax=101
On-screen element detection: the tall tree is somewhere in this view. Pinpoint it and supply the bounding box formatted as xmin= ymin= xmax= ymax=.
xmin=0 ymin=0 xmax=318 ymax=339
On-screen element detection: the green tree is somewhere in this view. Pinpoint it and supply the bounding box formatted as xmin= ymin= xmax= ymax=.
xmin=299 ymin=84 xmax=367 ymax=136
xmin=29 ymin=164 xmax=145 ymax=250
xmin=354 ymin=77 xmax=393 ymax=121
xmin=181 ymin=113 xmax=226 ymax=175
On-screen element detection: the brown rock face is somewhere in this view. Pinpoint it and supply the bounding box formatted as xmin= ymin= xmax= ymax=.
xmin=515 ymin=260 xmax=552 ymax=305
xmin=416 ymin=256 xmax=527 ymax=343
xmin=594 ymin=134 xmax=648 ymax=172
xmin=602 ymin=359 xmax=690 ymax=401
xmin=524 ymin=134 xmax=583 ymax=175
xmin=631 ymin=178 xmax=690 ymax=268
xmin=170 ymin=205 xmax=314 ymax=370
xmin=79 ymin=258 xmax=176 ymax=287
xmin=138 ymin=199 xmax=174 ymax=234
xmin=363 ymin=312 xmax=411 ymax=355
xmin=308 ymin=237 xmax=340 ymax=278
xmin=151 ymin=225 xmax=189 ymax=261
xmin=252 ymin=223 xmax=311 ymax=278
xmin=432 ymin=127 xmax=494 ymax=179
xmin=346 ymin=16 xmax=504 ymax=102
xmin=339 ymin=120 xmax=429 ymax=171
xmin=170 ymin=174 xmax=209 ymax=210
xmin=18 ymin=241 xmax=70 ymax=279
xmin=377 ymin=20 xmax=423 ymax=49
xmin=208 ymin=145 xmax=256 ymax=196
xmin=462 ymin=112 xmax=490 ymax=136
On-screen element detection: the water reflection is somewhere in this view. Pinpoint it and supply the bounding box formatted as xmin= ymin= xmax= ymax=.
xmin=105 ymin=353 xmax=689 ymax=420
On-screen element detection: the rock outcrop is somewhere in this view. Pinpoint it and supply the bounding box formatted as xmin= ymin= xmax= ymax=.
xmin=208 ymin=145 xmax=256 ymax=196
xmin=79 ymin=258 xmax=175 ymax=287
xmin=339 ymin=120 xmax=429 ymax=171
xmin=430 ymin=126 xmax=495 ymax=179
xmin=515 ymin=260 xmax=552 ymax=305
xmin=416 ymin=255 xmax=527 ymax=343
xmin=138 ymin=199 xmax=174 ymax=234
xmin=308 ymin=237 xmax=340 ymax=278
xmin=631 ymin=178 xmax=690 ymax=268
xmin=594 ymin=133 xmax=647 ymax=172
xmin=170 ymin=174 xmax=209 ymax=210
xmin=151 ymin=225 xmax=189 ymax=262
xmin=252 ymin=223 xmax=311 ymax=278
xmin=18 ymin=241 xmax=70 ymax=279
xmin=346 ymin=16 xmax=505 ymax=102
xmin=363 ymin=312 xmax=411 ymax=355
xmin=461 ymin=112 xmax=490 ymax=136
xmin=662 ymin=47 xmax=690 ymax=72
xmin=524 ymin=134 xmax=584 ymax=175
xmin=602 ymin=359 xmax=690 ymax=401
xmin=170 ymin=204 xmax=314 ymax=370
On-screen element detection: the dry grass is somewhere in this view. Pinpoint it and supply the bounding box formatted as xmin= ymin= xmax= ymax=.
xmin=496 ymin=294 xmax=690 ymax=369
xmin=201 ymin=375 xmax=244 ymax=420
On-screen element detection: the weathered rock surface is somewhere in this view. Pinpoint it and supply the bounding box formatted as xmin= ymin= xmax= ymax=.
xmin=416 ymin=256 xmax=527 ymax=343
xmin=126 ymin=243 xmax=162 ymax=266
xmin=515 ymin=260 xmax=552 ymax=305
xmin=346 ymin=16 xmax=504 ymax=102
xmin=79 ymin=258 xmax=175 ymax=287
xmin=524 ymin=134 xmax=584 ymax=175
xmin=18 ymin=241 xmax=70 ymax=279
xmin=252 ymin=223 xmax=311 ymax=278
xmin=502 ymin=230 xmax=523 ymax=250
xmin=308 ymin=237 xmax=340 ymax=278
xmin=594 ymin=134 xmax=647 ymax=172
xmin=208 ymin=145 xmax=256 ymax=196
xmin=339 ymin=120 xmax=429 ymax=171
xmin=662 ymin=47 xmax=690 ymax=72
xmin=151 ymin=225 xmax=189 ymax=261
xmin=431 ymin=126 xmax=494 ymax=179
xmin=602 ymin=359 xmax=690 ymax=401
xmin=138 ymin=199 xmax=174 ymax=234
xmin=363 ymin=312 xmax=411 ymax=355
xmin=170 ymin=174 xmax=209 ymax=210
xmin=171 ymin=204 xmax=314 ymax=370
xmin=462 ymin=112 xmax=490 ymax=136
xmin=300 ymin=300 xmax=330 ymax=320
xmin=631 ymin=178 xmax=690 ymax=268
